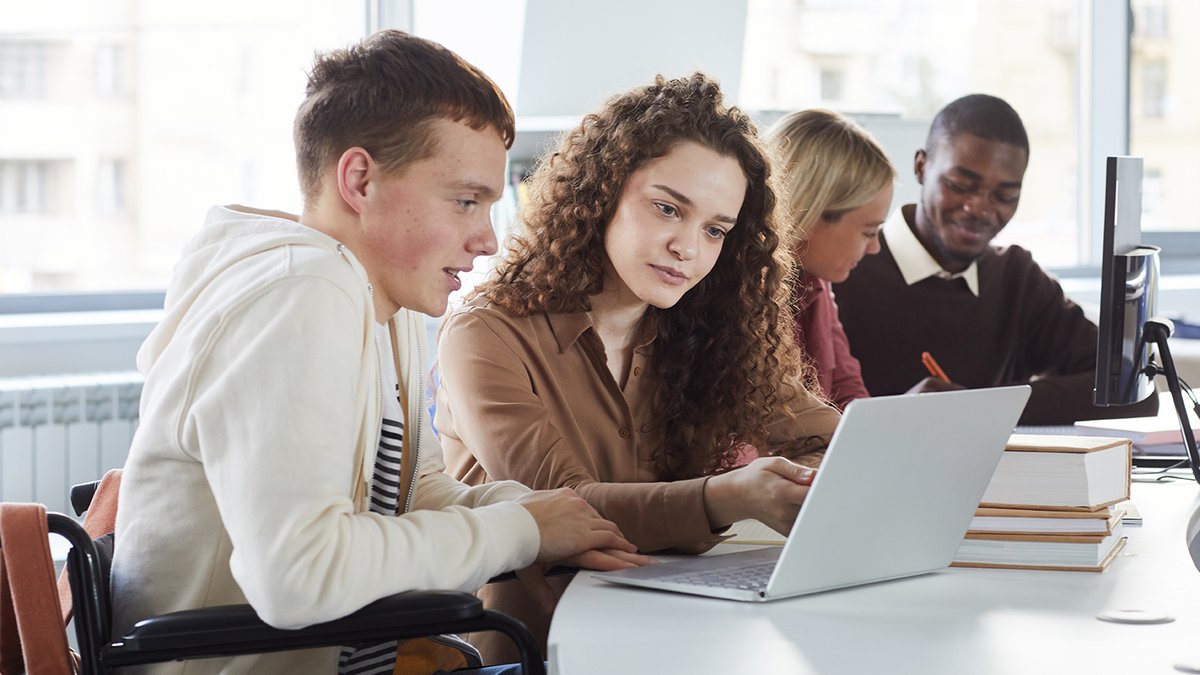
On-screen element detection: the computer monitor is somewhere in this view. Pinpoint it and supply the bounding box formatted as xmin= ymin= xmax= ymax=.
xmin=1093 ymin=156 xmax=1159 ymax=407
xmin=1094 ymin=156 xmax=1200 ymax=484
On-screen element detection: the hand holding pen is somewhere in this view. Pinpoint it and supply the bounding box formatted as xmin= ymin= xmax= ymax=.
xmin=907 ymin=351 xmax=965 ymax=394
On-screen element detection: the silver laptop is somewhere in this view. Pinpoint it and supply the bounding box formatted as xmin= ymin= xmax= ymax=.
xmin=594 ymin=386 xmax=1031 ymax=601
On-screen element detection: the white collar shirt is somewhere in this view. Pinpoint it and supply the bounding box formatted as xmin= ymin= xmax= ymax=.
xmin=883 ymin=205 xmax=980 ymax=296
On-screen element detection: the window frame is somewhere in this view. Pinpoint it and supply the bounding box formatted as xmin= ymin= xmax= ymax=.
xmin=1 ymin=0 xmax=1198 ymax=317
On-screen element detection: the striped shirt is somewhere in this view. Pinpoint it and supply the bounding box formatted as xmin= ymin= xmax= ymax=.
xmin=337 ymin=325 xmax=482 ymax=675
xmin=338 ymin=327 xmax=407 ymax=675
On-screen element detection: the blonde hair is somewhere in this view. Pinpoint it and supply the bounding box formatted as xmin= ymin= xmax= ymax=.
xmin=767 ymin=109 xmax=895 ymax=242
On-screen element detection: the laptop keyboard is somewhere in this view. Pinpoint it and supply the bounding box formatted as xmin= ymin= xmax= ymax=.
xmin=659 ymin=561 xmax=776 ymax=591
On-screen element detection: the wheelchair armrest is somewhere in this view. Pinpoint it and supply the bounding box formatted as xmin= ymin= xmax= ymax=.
xmin=106 ymin=590 xmax=483 ymax=665
xmin=70 ymin=480 xmax=101 ymax=516
xmin=487 ymin=564 xmax=579 ymax=584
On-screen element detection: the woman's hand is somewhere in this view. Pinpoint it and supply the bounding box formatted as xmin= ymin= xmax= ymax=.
xmin=703 ymin=457 xmax=817 ymax=535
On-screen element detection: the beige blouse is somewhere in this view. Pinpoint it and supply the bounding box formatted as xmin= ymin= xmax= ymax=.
xmin=435 ymin=298 xmax=842 ymax=554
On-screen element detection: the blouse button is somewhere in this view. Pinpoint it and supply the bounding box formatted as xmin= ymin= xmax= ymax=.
xmin=618 ymin=427 xmax=631 ymax=438
xmin=632 ymin=366 xmax=642 ymax=376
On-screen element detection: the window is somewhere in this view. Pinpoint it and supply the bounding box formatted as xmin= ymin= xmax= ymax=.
xmin=819 ymin=68 xmax=844 ymax=103
xmin=94 ymin=44 xmax=128 ymax=98
xmin=0 ymin=161 xmax=47 ymax=214
xmin=1143 ymin=167 xmax=1165 ymax=230
xmin=1136 ymin=0 xmax=1169 ymax=38
xmin=0 ymin=5 xmax=368 ymax=293
xmin=1139 ymin=61 xmax=1167 ymax=119
xmin=96 ymin=159 xmax=127 ymax=217
xmin=0 ymin=40 xmax=48 ymax=99
xmin=743 ymin=0 xmax=1081 ymax=266
xmin=2 ymin=0 xmax=1197 ymax=299
xmin=1130 ymin=0 xmax=1194 ymax=234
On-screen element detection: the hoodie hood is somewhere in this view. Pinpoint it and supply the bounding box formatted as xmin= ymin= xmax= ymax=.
xmin=137 ymin=205 xmax=370 ymax=373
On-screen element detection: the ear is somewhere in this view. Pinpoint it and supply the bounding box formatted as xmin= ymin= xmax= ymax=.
xmin=336 ymin=147 xmax=373 ymax=215
xmin=913 ymin=148 xmax=928 ymax=186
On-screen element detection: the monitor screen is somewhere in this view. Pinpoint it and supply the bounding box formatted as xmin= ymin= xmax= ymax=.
xmin=1094 ymin=156 xmax=1159 ymax=407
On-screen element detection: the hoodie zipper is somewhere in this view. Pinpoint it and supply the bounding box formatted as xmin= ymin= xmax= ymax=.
xmin=369 ymin=289 xmax=384 ymax=483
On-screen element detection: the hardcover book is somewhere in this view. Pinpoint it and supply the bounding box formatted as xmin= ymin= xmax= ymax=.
xmin=967 ymin=503 xmax=1127 ymax=536
xmin=979 ymin=435 xmax=1131 ymax=510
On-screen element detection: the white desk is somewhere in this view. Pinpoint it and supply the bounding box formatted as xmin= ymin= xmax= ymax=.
xmin=548 ymin=481 xmax=1200 ymax=674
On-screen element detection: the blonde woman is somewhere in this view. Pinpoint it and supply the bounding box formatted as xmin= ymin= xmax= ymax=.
xmin=768 ymin=109 xmax=896 ymax=409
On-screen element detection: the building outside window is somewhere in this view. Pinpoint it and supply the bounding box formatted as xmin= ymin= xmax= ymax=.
xmin=0 ymin=161 xmax=47 ymax=214
xmin=1139 ymin=61 xmax=1167 ymax=119
xmin=0 ymin=2 xmax=365 ymax=294
xmin=742 ymin=0 xmax=1082 ymax=266
xmin=819 ymin=67 xmax=844 ymax=103
xmin=0 ymin=0 xmax=1196 ymax=297
xmin=0 ymin=40 xmax=48 ymax=99
xmin=1137 ymin=0 xmax=1169 ymax=38
xmin=1142 ymin=167 xmax=1164 ymax=231
xmin=1130 ymin=0 xmax=1197 ymax=235
xmin=96 ymin=158 xmax=128 ymax=217
xmin=94 ymin=43 xmax=128 ymax=98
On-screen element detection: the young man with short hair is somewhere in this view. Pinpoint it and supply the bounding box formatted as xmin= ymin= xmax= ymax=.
xmin=111 ymin=30 xmax=642 ymax=675
xmin=833 ymin=93 xmax=1157 ymax=425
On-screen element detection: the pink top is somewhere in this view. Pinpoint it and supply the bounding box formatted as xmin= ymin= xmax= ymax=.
xmin=794 ymin=273 xmax=870 ymax=410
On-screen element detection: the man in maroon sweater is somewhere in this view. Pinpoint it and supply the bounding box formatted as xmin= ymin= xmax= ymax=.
xmin=833 ymin=94 xmax=1157 ymax=425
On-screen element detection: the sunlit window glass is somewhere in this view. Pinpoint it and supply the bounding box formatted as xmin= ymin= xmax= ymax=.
xmin=0 ymin=3 xmax=365 ymax=293
xmin=742 ymin=0 xmax=1079 ymax=266
xmin=1130 ymin=0 xmax=1197 ymax=233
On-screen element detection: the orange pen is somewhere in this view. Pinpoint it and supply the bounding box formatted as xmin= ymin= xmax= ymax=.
xmin=921 ymin=351 xmax=951 ymax=383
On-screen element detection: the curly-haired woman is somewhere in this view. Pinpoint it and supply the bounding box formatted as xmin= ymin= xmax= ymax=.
xmin=433 ymin=73 xmax=840 ymax=660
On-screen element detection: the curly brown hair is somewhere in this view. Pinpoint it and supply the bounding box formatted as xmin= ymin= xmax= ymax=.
xmin=475 ymin=73 xmax=823 ymax=480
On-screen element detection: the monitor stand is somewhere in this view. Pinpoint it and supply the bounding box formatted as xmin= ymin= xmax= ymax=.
xmin=1143 ymin=318 xmax=1200 ymax=485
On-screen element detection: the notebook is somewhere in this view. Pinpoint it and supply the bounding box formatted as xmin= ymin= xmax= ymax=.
xmin=593 ymin=385 xmax=1032 ymax=602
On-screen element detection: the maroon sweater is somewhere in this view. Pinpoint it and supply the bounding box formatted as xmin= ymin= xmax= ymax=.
xmin=832 ymin=232 xmax=1158 ymax=425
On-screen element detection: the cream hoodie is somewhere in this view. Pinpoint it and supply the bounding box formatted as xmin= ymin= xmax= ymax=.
xmin=111 ymin=206 xmax=539 ymax=674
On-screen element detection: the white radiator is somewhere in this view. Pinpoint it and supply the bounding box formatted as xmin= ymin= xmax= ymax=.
xmin=0 ymin=372 xmax=141 ymax=515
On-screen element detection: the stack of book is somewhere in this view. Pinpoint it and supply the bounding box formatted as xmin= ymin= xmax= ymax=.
xmin=951 ymin=434 xmax=1132 ymax=573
